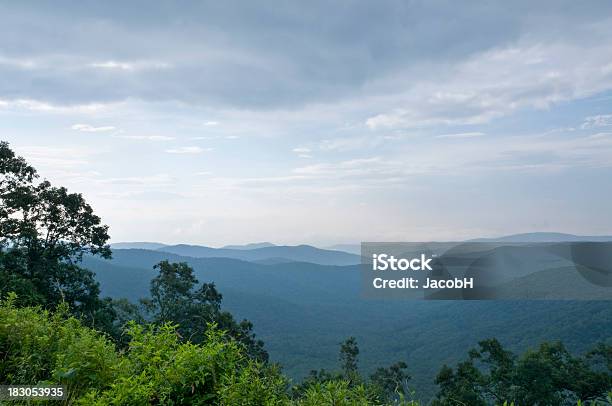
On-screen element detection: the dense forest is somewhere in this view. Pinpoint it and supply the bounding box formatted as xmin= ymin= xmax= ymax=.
xmin=1 ymin=140 xmax=611 ymax=405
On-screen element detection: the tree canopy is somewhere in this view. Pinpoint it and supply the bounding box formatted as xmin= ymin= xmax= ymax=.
xmin=140 ymin=260 xmax=268 ymax=361
xmin=0 ymin=141 xmax=112 ymax=327
xmin=433 ymin=338 xmax=612 ymax=405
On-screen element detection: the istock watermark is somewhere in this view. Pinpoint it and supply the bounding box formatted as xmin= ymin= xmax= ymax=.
xmin=361 ymin=242 xmax=612 ymax=300
xmin=372 ymin=253 xmax=434 ymax=271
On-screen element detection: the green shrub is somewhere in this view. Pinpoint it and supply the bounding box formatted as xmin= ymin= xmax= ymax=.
xmin=0 ymin=293 xmax=120 ymax=401
xmin=0 ymin=294 xmax=291 ymax=405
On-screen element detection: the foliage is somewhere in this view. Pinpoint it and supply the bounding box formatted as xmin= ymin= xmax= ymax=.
xmin=292 ymin=337 xmax=413 ymax=404
xmin=0 ymin=295 xmax=391 ymax=405
xmin=139 ymin=260 xmax=268 ymax=361
xmin=369 ymin=362 xmax=411 ymax=404
xmin=0 ymin=293 xmax=121 ymax=402
xmin=295 ymin=381 xmax=374 ymax=406
xmin=433 ymin=338 xmax=612 ymax=406
xmin=2 ymin=292 xmax=610 ymax=405
xmin=340 ymin=337 xmax=360 ymax=382
xmin=0 ymin=141 xmax=113 ymax=330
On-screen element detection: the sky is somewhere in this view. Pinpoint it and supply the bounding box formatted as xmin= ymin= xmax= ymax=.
xmin=1 ymin=1 xmax=612 ymax=246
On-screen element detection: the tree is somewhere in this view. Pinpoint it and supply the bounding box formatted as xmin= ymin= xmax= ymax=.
xmin=140 ymin=260 xmax=268 ymax=361
xmin=0 ymin=141 xmax=112 ymax=328
xmin=292 ymin=336 xmax=413 ymax=403
xmin=433 ymin=338 xmax=612 ymax=405
xmin=433 ymin=361 xmax=487 ymax=406
xmin=0 ymin=142 xmax=110 ymax=261
xmin=370 ymin=361 xmax=411 ymax=403
xmin=339 ymin=336 xmax=360 ymax=382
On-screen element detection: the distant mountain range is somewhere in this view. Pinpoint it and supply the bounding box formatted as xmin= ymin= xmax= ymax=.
xmin=110 ymin=242 xmax=278 ymax=251
xmin=324 ymin=244 xmax=361 ymax=255
xmin=469 ymin=232 xmax=612 ymax=242
xmin=109 ymin=242 xmax=169 ymax=250
xmin=111 ymin=233 xmax=612 ymax=260
xmin=155 ymin=244 xmax=360 ymax=266
xmin=326 ymin=233 xmax=612 ymax=254
xmin=221 ymin=242 xmax=276 ymax=250
xmin=110 ymin=241 xmax=359 ymax=266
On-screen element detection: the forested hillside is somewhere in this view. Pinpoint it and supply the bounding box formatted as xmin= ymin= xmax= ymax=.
xmin=83 ymin=250 xmax=612 ymax=399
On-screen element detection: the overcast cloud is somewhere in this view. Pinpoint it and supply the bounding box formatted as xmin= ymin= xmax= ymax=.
xmin=2 ymin=1 xmax=612 ymax=245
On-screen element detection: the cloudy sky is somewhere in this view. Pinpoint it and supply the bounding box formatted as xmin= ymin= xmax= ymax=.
xmin=2 ymin=1 xmax=612 ymax=246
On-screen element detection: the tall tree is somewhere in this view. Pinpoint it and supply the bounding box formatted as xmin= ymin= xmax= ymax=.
xmin=339 ymin=336 xmax=360 ymax=383
xmin=369 ymin=361 xmax=411 ymax=403
xmin=0 ymin=141 xmax=112 ymax=326
xmin=140 ymin=260 xmax=268 ymax=362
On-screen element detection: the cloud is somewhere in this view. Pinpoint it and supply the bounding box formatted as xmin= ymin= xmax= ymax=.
xmin=2 ymin=2 xmax=611 ymax=112
xmin=4 ymin=3 xmax=612 ymax=245
xmin=89 ymin=61 xmax=136 ymax=71
xmin=88 ymin=60 xmax=170 ymax=71
xmin=292 ymin=147 xmax=314 ymax=158
xmin=318 ymin=136 xmax=390 ymax=152
xmin=100 ymin=173 xmax=174 ymax=186
xmin=436 ymin=132 xmax=485 ymax=138
xmin=366 ymin=39 xmax=612 ymax=130
xmin=13 ymin=145 xmax=94 ymax=169
xmin=0 ymin=99 xmax=111 ymax=114
xmin=292 ymin=147 xmax=311 ymax=153
xmin=293 ymin=157 xmax=392 ymax=177
xmin=582 ymin=114 xmax=612 ymax=129
xmin=588 ymin=132 xmax=612 ymax=139
xmin=224 ymin=129 xmax=612 ymax=191
xmin=113 ymin=135 xmax=175 ymax=141
xmin=71 ymin=123 xmax=116 ymax=132
xmin=165 ymin=146 xmax=212 ymax=154
xmin=98 ymin=190 xmax=185 ymax=200
xmin=0 ymin=56 xmax=37 ymax=69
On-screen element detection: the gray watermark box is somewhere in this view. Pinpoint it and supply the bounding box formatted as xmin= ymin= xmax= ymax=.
xmin=361 ymin=242 xmax=612 ymax=300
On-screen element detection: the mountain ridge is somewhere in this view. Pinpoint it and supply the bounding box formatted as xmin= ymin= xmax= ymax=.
xmin=155 ymin=243 xmax=360 ymax=266
xmin=109 ymin=242 xmax=169 ymax=250
xmin=222 ymin=242 xmax=276 ymax=250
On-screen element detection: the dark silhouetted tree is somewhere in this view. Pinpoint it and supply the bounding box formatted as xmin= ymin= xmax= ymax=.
xmin=433 ymin=338 xmax=612 ymax=405
xmin=0 ymin=141 xmax=113 ymax=330
xmin=370 ymin=361 xmax=411 ymax=403
xmin=140 ymin=260 xmax=268 ymax=361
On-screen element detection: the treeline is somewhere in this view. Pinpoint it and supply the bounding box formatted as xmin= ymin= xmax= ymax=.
xmin=2 ymin=294 xmax=611 ymax=405
xmin=1 ymin=141 xmax=611 ymax=405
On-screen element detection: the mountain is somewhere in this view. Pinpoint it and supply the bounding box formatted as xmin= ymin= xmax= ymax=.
xmin=326 ymin=233 xmax=612 ymax=254
xmin=470 ymin=232 xmax=612 ymax=243
xmin=325 ymin=244 xmax=361 ymax=255
xmin=156 ymin=244 xmax=360 ymax=266
xmin=109 ymin=242 xmax=169 ymax=250
xmin=87 ymin=247 xmax=612 ymax=400
xmin=251 ymin=257 xmax=297 ymax=265
xmin=222 ymin=242 xmax=276 ymax=250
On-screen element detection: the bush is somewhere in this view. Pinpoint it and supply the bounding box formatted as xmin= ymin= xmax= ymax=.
xmin=0 ymin=293 xmax=120 ymax=402
xmin=0 ymin=294 xmax=288 ymax=404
